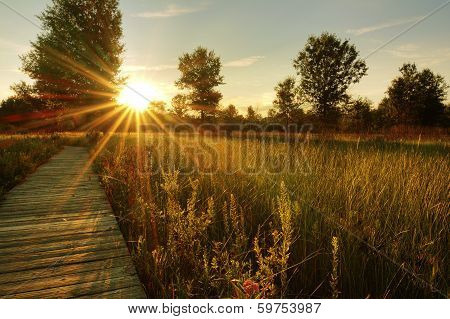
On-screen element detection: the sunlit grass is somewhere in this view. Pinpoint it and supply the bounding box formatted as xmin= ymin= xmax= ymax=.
xmin=0 ymin=135 xmax=63 ymax=196
xmin=93 ymin=133 xmax=449 ymax=298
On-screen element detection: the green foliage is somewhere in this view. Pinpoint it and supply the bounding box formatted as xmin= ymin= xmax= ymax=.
xmin=342 ymin=97 xmax=373 ymax=132
xmin=245 ymin=106 xmax=262 ymax=123
xmin=273 ymin=77 xmax=303 ymax=126
xmin=20 ymin=0 xmax=124 ymax=109
xmin=293 ymin=32 xmax=367 ymax=122
xmin=220 ymin=104 xmax=243 ymax=123
xmin=175 ymin=47 xmax=225 ymax=119
xmin=170 ymin=94 xmax=190 ymax=118
xmin=0 ymin=82 xmax=46 ymax=116
xmin=379 ymin=63 xmax=448 ymax=126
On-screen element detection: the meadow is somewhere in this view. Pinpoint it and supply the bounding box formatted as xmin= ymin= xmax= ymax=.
xmin=90 ymin=133 xmax=449 ymax=298
xmin=0 ymin=133 xmax=447 ymax=298
xmin=0 ymin=135 xmax=63 ymax=196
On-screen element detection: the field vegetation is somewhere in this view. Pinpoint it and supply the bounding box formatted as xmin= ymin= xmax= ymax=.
xmin=92 ymin=133 xmax=449 ymax=298
xmin=0 ymin=135 xmax=63 ymax=196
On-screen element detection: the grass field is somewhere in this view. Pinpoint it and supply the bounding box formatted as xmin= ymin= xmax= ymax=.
xmin=0 ymin=135 xmax=63 ymax=196
xmin=0 ymin=133 xmax=447 ymax=298
xmin=89 ymin=133 xmax=449 ymax=298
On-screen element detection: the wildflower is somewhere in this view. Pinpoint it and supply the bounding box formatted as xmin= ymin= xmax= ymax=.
xmin=243 ymin=279 xmax=259 ymax=297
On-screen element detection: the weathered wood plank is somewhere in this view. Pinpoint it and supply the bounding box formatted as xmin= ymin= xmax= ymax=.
xmin=0 ymin=210 xmax=114 ymax=225
xmin=0 ymin=266 xmax=138 ymax=297
xmin=0 ymin=228 xmax=122 ymax=249
xmin=0 ymin=242 xmax=126 ymax=264
xmin=6 ymin=276 xmax=141 ymax=299
xmin=79 ymin=285 xmax=146 ymax=299
xmin=0 ymin=246 xmax=131 ymax=273
xmin=0 ymin=232 xmax=125 ymax=255
xmin=0 ymin=222 xmax=118 ymax=242
xmin=0 ymin=257 xmax=134 ymax=285
xmin=0 ymin=216 xmax=115 ymax=233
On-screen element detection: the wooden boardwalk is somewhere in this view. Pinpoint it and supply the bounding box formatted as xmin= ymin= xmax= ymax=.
xmin=0 ymin=147 xmax=146 ymax=298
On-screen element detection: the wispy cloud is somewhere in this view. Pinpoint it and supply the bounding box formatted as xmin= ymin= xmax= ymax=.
xmin=225 ymin=56 xmax=265 ymax=67
xmin=132 ymin=4 xmax=206 ymax=18
xmin=347 ymin=16 xmax=423 ymax=36
xmin=122 ymin=64 xmax=177 ymax=72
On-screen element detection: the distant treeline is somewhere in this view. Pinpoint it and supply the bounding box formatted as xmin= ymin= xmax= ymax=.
xmin=0 ymin=0 xmax=448 ymax=134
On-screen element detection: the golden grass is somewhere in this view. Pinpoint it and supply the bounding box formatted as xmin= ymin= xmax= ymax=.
xmin=93 ymin=133 xmax=448 ymax=298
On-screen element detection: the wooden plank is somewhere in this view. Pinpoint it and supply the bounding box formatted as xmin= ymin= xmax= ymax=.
xmin=0 ymin=222 xmax=117 ymax=242
xmin=0 ymin=241 xmax=126 ymax=264
xmin=0 ymin=216 xmax=116 ymax=234
xmin=0 ymin=257 xmax=134 ymax=285
xmin=0 ymin=195 xmax=108 ymax=208
xmin=79 ymin=285 xmax=146 ymax=299
xmin=0 ymin=202 xmax=111 ymax=214
xmin=0 ymin=232 xmax=125 ymax=255
xmin=5 ymin=276 xmax=143 ymax=299
xmin=0 ymin=210 xmax=114 ymax=225
xmin=0 ymin=246 xmax=131 ymax=273
xmin=0 ymin=266 xmax=138 ymax=297
xmin=2 ymin=193 xmax=106 ymax=203
xmin=0 ymin=228 xmax=122 ymax=249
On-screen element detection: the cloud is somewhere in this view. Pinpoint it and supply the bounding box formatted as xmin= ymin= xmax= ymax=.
xmin=132 ymin=4 xmax=205 ymax=18
xmin=122 ymin=64 xmax=177 ymax=72
xmin=347 ymin=16 xmax=422 ymax=36
xmin=224 ymin=56 xmax=265 ymax=67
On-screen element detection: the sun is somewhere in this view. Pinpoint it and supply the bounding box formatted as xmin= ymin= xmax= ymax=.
xmin=117 ymin=82 xmax=160 ymax=112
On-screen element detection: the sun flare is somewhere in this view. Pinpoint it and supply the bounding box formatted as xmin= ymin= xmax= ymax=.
xmin=117 ymin=82 xmax=160 ymax=112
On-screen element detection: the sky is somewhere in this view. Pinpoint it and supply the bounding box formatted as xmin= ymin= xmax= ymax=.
xmin=0 ymin=0 xmax=449 ymax=114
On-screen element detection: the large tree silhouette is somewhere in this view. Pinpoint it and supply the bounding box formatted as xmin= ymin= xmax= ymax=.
xmin=20 ymin=0 xmax=124 ymax=110
xmin=379 ymin=63 xmax=448 ymax=126
xmin=175 ymin=47 xmax=224 ymax=120
xmin=293 ymin=32 xmax=367 ymax=123
xmin=273 ymin=77 xmax=302 ymax=127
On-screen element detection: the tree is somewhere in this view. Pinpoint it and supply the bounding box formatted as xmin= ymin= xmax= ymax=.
xmin=175 ymin=46 xmax=224 ymax=120
xmin=379 ymin=63 xmax=448 ymax=126
xmin=0 ymin=82 xmax=45 ymax=116
xmin=245 ymin=106 xmax=262 ymax=123
xmin=171 ymin=94 xmax=190 ymax=118
xmin=342 ymin=97 xmax=372 ymax=131
xmin=20 ymin=0 xmax=124 ymax=109
xmin=150 ymin=101 xmax=166 ymax=113
xmin=221 ymin=104 xmax=243 ymax=123
xmin=219 ymin=104 xmax=243 ymax=136
xmin=293 ymin=32 xmax=367 ymax=123
xmin=273 ymin=77 xmax=302 ymax=126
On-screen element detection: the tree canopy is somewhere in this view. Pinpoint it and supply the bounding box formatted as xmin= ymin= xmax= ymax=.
xmin=273 ymin=77 xmax=303 ymax=125
xmin=293 ymin=32 xmax=367 ymax=122
xmin=379 ymin=63 xmax=448 ymax=126
xmin=175 ymin=47 xmax=224 ymax=120
xmin=245 ymin=106 xmax=262 ymax=123
xmin=20 ymin=0 xmax=124 ymax=109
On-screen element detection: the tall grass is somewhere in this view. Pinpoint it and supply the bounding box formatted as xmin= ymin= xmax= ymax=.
xmin=94 ymin=134 xmax=449 ymax=298
xmin=0 ymin=135 xmax=63 ymax=196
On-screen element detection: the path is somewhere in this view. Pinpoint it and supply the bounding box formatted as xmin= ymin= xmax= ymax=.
xmin=0 ymin=146 xmax=146 ymax=298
